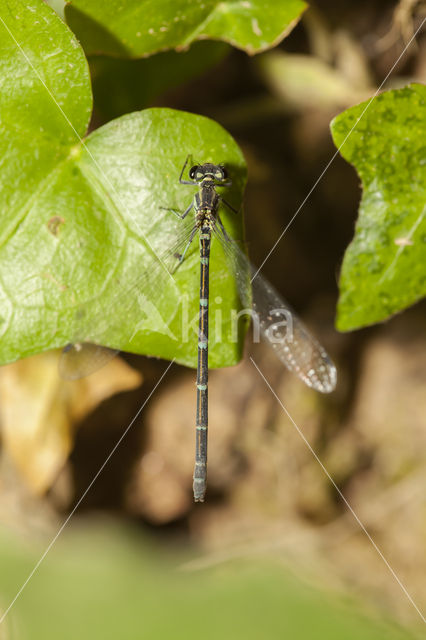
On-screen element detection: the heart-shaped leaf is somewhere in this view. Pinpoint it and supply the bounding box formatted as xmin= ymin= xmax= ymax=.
xmin=65 ymin=0 xmax=307 ymax=57
xmin=331 ymin=83 xmax=426 ymax=331
xmin=0 ymin=1 xmax=247 ymax=370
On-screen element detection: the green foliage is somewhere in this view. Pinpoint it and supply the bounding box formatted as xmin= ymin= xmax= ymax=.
xmin=65 ymin=0 xmax=307 ymax=57
xmin=0 ymin=524 xmax=418 ymax=640
xmin=0 ymin=0 xmax=90 ymax=358
xmin=4 ymin=0 xmax=424 ymax=364
xmin=0 ymin=0 xmax=246 ymax=369
xmin=331 ymin=84 xmax=426 ymax=331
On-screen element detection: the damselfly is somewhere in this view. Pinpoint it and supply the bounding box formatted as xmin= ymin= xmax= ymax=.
xmin=60 ymin=157 xmax=336 ymax=502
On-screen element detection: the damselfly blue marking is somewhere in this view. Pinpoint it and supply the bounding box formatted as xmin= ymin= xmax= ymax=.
xmin=60 ymin=157 xmax=337 ymax=502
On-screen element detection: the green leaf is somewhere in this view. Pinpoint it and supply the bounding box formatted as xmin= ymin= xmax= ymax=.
xmin=91 ymin=40 xmax=231 ymax=120
xmin=0 ymin=1 xmax=247 ymax=369
xmin=331 ymin=83 xmax=426 ymax=332
xmin=65 ymin=0 xmax=307 ymax=57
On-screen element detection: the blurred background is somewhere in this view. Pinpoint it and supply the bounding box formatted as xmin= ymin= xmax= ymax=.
xmin=0 ymin=0 xmax=425 ymax=638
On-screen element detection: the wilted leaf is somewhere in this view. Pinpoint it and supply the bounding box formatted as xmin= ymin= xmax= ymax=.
xmin=257 ymin=51 xmax=371 ymax=111
xmin=0 ymin=351 xmax=141 ymax=494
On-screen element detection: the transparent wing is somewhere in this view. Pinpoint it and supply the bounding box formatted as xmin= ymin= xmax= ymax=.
xmin=59 ymin=342 xmax=119 ymax=380
xmin=59 ymin=221 xmax=198 ymax=380
xmin=213 ymin=226 xmax=337 ymax=393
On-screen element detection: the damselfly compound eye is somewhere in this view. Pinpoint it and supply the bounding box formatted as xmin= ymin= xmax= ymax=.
xmin=214 ymin=166 xmax=227 ymax=180
xmin=189 ymin=165 xmax=199 ymax=179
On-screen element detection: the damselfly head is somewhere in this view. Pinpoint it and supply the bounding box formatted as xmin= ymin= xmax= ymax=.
xmin=189 ymin=163 xmax=228 ymax=182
